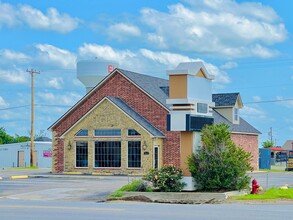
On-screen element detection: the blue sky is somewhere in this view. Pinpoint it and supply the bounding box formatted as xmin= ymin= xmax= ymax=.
xmin=0 ymin=0 xmax=292 ymax=146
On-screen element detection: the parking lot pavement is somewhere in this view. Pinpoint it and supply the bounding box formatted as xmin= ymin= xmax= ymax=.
xmin=0 ymin=168 xmax=51 ymax=179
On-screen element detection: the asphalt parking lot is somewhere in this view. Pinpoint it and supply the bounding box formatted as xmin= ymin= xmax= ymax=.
xmin=1 ymin=169 xmax=293 ymax=202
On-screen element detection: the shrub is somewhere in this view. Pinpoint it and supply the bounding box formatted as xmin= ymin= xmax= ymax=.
xmin=143 ymin=165 xmax=185 ymax=192
xmin=187 ymin=123 xmax=252 ymax=191
xmin=118 ymin=179 xmax=143 ymax=192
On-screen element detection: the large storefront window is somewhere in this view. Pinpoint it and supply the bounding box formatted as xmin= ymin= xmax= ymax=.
xmin=95 ymin=141 xmax=121 ymax=167
xmin=128 ymin=141 xmax=141 ymax=168
xmin=76 ymin=141 xmax=88 ymax=167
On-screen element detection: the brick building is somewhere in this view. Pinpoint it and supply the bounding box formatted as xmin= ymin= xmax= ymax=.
xmin=48 ymin=63 xmax=260 ymax=174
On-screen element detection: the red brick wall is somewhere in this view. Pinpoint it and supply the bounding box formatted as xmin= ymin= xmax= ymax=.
xmin=231 ymin=133 xmax=259 ymax=170
xmin=52 ymin=71 xmax=180 ymax=173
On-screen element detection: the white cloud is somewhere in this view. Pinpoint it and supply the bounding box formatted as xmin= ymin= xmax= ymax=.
xmin=252 ymin=96 xmax=262 ymax=102
xmin=0 ymin=3 xmax=18 ymax=27
xmin=107 ymin=23 xmax=141 ymax=41
xmin=241 ymin=105 xmax=266 ymax=119
xmin=0 ymin=3 xmax=79 ymax=33
xmin=141 ymin=1 xmax=287 ymax=58
xmin=220 ymin=61 xmax=238 ymax=70
xmin=0 ymin=49 xmax=31 ymax=62
xmin=79 ymin=43 xmax=136 ymax=63
xmin=38 ymin=92 xmax=82 ymax=106
xmin=0 ymin=68 xmax=28 ymax=84
xmin=0 ymin=96 xmax=8 ymax=108
xmin=276 ymin=96 xmax=293 ymax=108
xmin=147 ymin=33 xmax=167 ymax=49
xmin=78 ymin=44 xmax=230 ymax=84
xmin=47 ymin=77 xmax=64 ymax=89
xmin=35 ymin=44 xmax=76 ymax=69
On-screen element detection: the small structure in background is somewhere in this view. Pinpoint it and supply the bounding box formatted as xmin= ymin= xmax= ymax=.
xmin=0 ymin=137 xmax=52 ymax=168
xmin=286 ymin=150 xmax=293 ymax=171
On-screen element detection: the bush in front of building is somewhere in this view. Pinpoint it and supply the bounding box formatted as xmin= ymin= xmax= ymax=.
xmin=143 ymin=165 xmax=185 ymax=192
xmin=187 ymin=123 xmax=253 ymax=191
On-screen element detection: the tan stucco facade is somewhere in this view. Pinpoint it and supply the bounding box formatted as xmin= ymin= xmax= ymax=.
xmin=62 ymin=99 xmax=163 ymax=175
xmin=169 ymin=75 xmax=187 ymax=99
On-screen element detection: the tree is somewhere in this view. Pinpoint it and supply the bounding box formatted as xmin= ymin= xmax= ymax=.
xmin=0 ymin=127 xmax=30 ymax=144
xmin=262 ymin=140 xmax=274 ymax=148
xmin=187 ymin=123 xmax=253 ymax=191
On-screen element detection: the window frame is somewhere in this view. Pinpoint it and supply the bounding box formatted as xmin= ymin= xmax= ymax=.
xmin=94 ymin=129 xmax=121 ymax=137
xmin=234 ymin=108 xmax=239 ymax=122
xmin=75 ymin=129 xmax=89 ymax=137
xmin=75 ymin=141 xmax=88 ymax=168
xmin=127 ymin=129 xmax=141 ymax=137
xmin=127 ymin=141 xmax=142 ymax=168
xmin=94 ymin=141 xmax=121 ymax=168
xmin=197 ymin=103 xmax=208 ymax=114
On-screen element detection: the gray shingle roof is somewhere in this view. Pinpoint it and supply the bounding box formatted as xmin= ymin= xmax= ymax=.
xmin=213 ymin=110 xmax=261 ymax=134
xmin=106 ymin=96 xmax=165 ymax=137
xmin=118 ymin=69 xmax=169 ymax=108
xmin=212 ymin=93 xmax=239 ymax=107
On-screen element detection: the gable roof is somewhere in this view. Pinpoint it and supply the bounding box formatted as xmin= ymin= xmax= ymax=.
xmin=212 ymin=93 xmax=242 ymax=107
xmin=119 ymin=69 xmax=169 ymax=108
xmin=213 ymin=109 xmax=261 ymax=134
xmin=107 ymin=96 xmax=165 ymax=137
xmin=61 ymin=96 xmax=165 ymax=138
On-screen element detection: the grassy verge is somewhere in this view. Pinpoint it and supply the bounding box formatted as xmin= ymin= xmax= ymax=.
xmin=8 ymin=166 xmax=38 ymax=170
xmin=109 ymin=179 xmax=152 ymax=198
xmin=234 ymin=188 xmax=293 ymax=200
xmin=259 ymin=169 xmax=286 ymax=172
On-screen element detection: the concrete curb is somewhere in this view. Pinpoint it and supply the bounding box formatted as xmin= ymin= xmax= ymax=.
xmin=110 ymin=190 xmax=248 ymax=204
xmin=10 ymin=175 xmax=29 ymax=179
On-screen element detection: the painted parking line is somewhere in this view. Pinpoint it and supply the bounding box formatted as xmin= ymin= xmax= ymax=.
xmin=10 ymin=175 xmax=29 ymax=180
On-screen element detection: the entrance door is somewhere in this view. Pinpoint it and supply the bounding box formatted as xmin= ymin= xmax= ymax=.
xmin=17 ymin=151 xmax=25 ymax=167
xmin=153 ymin=146 xmax=159 ymax=170
xmin=34 ymin=151 xmax=38 ymax=167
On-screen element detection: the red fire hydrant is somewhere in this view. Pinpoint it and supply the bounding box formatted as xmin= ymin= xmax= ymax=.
xmin=251 ymin=179 xmax=260 ymax=194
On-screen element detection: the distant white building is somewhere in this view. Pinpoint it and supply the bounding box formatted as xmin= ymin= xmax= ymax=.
xmin=0 ymin=137 xmax=52 ymax=168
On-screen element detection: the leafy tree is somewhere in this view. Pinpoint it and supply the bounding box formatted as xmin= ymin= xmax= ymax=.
xmin=187 ymin=123 xmax=252 ymax=191
xmin=0 ymin=127 xmax=30 ymax=144
xmin=262 ymin=140 xmax=274 ymax=148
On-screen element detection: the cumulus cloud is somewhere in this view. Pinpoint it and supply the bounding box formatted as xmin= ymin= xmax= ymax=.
xmin=0 ymin=68 xmax=28 ymax=84
xmin=38 ymin=92 xmax=82 ymax=106
xmin=34 ymin=44 xmax=76 ymax=69
xmin=141 ymin=1 xmax=287 ymax=58
xmin=241 ymin=105 xmax=266 ymax=119
xmin=79 ymin=43 xmax=136 ymax=63
xmin=0 ymin=3 xmax=79 ymax=33
xmin=78 ymin=44 xmax=230 ymax=84
xmin=220 ymin=61 xmax=238 ymax=70
xmin=276 ymin=96 xmax=293 ymax=108
xmin=252 ymin=96 xmax=262 ymax=102
xmin=47 ymin=77 xmax=64 ymax=89
xmin=0 ymin=49 xmax=31 ymax=62
xmin=0 ymin=96 xmax=8 ymax=108
xmin=107 ymin=23 xmax=141 ymax=41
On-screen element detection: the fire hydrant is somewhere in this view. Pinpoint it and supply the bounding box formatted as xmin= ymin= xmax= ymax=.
xmin=251 ymin=179 xmax=260 ymax=194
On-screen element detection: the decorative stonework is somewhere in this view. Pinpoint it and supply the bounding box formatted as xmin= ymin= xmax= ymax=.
xmin=62 ymin=98 xmax=163 ymax=175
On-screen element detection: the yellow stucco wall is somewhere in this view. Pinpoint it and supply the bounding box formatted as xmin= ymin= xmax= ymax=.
xmin=62 ymin=99 xmax=163 ymax=175
xmin=169 ymin=75 xmax=187 ymax=99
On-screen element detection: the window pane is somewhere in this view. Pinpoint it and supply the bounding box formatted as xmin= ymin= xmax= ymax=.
xmin=234 ymin=108 xmax=239 ymax=121
xmin=75 ymin=129 xmax=88 ymax=137
xmin=76 ymin=141 xmax=88 ymax=167
xmin=128 ymin=141 xmax=141 ymax=168
xmin=94 ymin=129 xmax=121 ymax=137
xmin=95 ymin=141 xmax=121 ymax=167
xmin=128 ymin=129 xmax=141 ymax=136
xmin=197 ymin=103 xmax=208 ymax=114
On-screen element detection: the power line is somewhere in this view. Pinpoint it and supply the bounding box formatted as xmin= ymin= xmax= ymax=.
xmin=245 ymin=98 xmax=293 ymax=105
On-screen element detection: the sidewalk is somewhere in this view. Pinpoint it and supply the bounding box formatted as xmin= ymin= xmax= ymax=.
xmin=0 ymin=168 xmax=51 ymax=179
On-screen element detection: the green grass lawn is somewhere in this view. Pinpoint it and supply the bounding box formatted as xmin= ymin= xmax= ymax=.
xmin=7 ymin=166 xmax=38 ymax=170
xmin=235 ymin=188 xmax=293 ymax=200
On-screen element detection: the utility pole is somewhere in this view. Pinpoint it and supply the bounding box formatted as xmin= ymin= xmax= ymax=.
xmin=27 ymin=68 xmax=40 ymax=167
